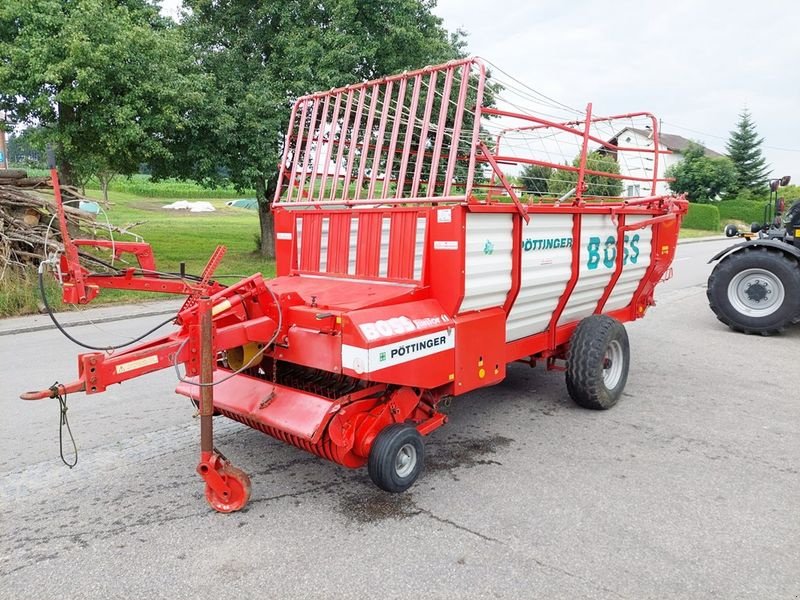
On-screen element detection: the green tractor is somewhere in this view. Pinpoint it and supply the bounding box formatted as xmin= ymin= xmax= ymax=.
xmin=708 ymin=176 xmax=800 ymax=335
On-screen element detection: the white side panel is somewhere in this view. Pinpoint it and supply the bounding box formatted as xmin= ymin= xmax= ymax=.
xmin=413 ymin=216 xmax=426 ymax=281
xmin=558 ymin=214 xmax=654 ymax=325
xmin=459 ymin=213 xmax=513 ymax=313
xmin=319 ymin=217 xmax=329 ymax=272
xmin=378 ymin=217 xmax=391 ymax=278
xmin=506 ymin=214 xmax=574 ymax=341
xmin=603 ymin=216 xmax=653 ymax=312
xmin=296 ymin=217 xmax=303 ymax=264
xmin=558 ymin=215 xmax=617 ymax=325
xmin=347 ymin=217 xmax=358 ymax=275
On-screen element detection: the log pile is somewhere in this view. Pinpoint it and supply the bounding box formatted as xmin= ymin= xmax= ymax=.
xmin=0 ymin=169 xmax=100 ymax=281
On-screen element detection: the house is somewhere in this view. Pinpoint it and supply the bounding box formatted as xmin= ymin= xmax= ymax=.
xmin=604 ymin=127 xmax=722 ymax=197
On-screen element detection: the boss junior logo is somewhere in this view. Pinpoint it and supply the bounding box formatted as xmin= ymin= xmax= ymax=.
xmin=359 ymin=315 xmax=449 ymax=342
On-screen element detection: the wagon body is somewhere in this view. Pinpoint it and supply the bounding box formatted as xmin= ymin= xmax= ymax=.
xmin=24 ymin=58 xmax=686 ymax=510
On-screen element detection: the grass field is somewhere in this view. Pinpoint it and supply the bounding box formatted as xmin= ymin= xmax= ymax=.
xmin=78 ymin=190 xmax=273 ymax=303
xmin=0 ymin=189 xmax=270 ymax=317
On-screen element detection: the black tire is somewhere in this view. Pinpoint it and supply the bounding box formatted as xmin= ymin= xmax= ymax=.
xmin=707 ymin=247 xmax=800 ymax=335
xmin=724 ymin=224 xmax=738 ymax=238
xmin=368 ymin=424 xmax=424 ymax=493
xmin=566 ymin=315 xmax=630 ymax=410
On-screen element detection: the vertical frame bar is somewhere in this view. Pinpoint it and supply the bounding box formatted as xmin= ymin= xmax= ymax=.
xmin=427 ymin=66 xmax=455 ymax=197
xmin=300 ymin=96 xmax=328 ymax=198
xmin=329 ymin=88 xmax=355 ymax=202
xmin=318 ymin=92 xmax=343 ymax=201
xmin=341 ymin=87 xmax=366 ymax=202
xmin=443 ymin=64 xmax=471 ymax=196
xmin=395 ymin=74 xmax=422 ymax=198
xmin=368 ymin=81 xmax=393 ymax=199
xmin=354 ymin=85 xmax=380 ymax=201
xmin=306 ymin=95 xmax=331 ymax=202
xmin=410 ymin=70 xmax=437 ymax=199
xmin=575 ymin=102 xmax=594 ymax=204
xmin=382 ymin=76 xmax=408 ymax=199
xmin=280 ymin=100 xmax=304 ymax=203
xmin=463 ymin=61 xmax=486 ymax=198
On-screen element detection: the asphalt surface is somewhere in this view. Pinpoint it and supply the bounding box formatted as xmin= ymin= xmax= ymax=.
xmin=1 ymin=237 xmax=798 ymax=599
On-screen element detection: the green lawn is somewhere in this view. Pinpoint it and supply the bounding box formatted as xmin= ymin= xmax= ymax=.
xmin=678 ymin=228 xmax=721 ymax=239
xmin=76 ymin=190 xmax=274 ymax=305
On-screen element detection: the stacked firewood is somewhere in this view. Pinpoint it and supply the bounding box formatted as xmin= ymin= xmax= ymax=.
xmin=0 ymin=169 xmax=98 ymax=280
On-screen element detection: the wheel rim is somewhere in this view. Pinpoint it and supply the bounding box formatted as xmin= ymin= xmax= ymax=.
xmin=205 ymin=466 xmax=251 ymax=513
xmin=394 ymin=443 xmax=417 ymax=478
xmin=727 ymin=268 xmax=785 ymax=317
xmin=603 ymin=340 xmax=624 ymax=389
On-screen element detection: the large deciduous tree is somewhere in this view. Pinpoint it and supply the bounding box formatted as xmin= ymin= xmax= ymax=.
xmin=666 ymin=142 xmax=737 ymax=203
xmin=726 ymin=109 xmax=770 ymax=193
xmin=179 ymin=0 xmax=463 ymax=259
xmin=0 ymin=0 xmax=203 ymax=198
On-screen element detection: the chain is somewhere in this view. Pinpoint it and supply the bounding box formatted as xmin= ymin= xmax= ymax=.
xmin=50 ymin=382 xmax=78 ymax=468
xmin=272 ymin=356 xmax=278 ymax=383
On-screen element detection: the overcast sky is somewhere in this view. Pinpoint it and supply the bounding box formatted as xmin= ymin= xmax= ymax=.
xmin=162 ymin=0 xmax=800 ymax=180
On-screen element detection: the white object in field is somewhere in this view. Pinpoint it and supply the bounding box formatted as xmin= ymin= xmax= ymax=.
xmin=78 ymin=201 xmax=100 ymax=214
xmin=162 ymin=200 xmax=216 ymax=212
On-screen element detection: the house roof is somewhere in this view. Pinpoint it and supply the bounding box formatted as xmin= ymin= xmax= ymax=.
xmin=619 ymin=127 xmax=723 ymax=158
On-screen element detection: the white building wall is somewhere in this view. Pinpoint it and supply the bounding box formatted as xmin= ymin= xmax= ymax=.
xmin=615 ymin=128 xmax=681 ymax=197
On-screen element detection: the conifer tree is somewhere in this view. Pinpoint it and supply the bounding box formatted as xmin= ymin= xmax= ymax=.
xmin=725 ymin=109 xmax=770 ymax=193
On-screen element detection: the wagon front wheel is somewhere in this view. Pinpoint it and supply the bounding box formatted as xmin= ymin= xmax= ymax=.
xmin=204 ymin=465 xmax=252 ymax=513
xmin=368 ymin=424 xmax=424 ymax=493
xmin=566 ymin=315 xmax=630 ymax=410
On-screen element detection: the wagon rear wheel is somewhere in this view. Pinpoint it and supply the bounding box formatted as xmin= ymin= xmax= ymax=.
xmin=368 ymin=424 xmax=424 ymax=493
xmin=566 ymin=315 xmax=630 ymax=410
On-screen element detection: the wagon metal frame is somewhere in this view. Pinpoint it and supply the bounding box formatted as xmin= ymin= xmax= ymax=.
xmin=22 ymin=58 xmax=687 ymax=512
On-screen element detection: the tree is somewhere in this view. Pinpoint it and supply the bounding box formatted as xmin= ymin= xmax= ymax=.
xmin=547 ymin=151 xmax=623 ymax=198
xmin=726 ymin=109 xmax=770 ymax=193
xmin=5 ymin=129 xmax=45 ymax=168
xmin=519 ymin=164 xmax=552 ymax=196
xmin=178 ymin=0 xmax=463 ymax=259
xmin=0 ymin=0 xmax=205 ymax=199
xmin=666 ymin=142 xmax=737 ymax=203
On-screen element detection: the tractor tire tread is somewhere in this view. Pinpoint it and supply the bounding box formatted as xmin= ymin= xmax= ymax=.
xmin=707 ymin=247 xmax=800 ymax=335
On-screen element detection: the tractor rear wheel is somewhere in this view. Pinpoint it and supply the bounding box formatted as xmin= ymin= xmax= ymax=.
xmin=368 ymin=424 xmax=424 ymax=493
xmin=707 ymin=247 xmax=800 ymax=335
xmin=566 ymin=315 xmax=630 ymax=410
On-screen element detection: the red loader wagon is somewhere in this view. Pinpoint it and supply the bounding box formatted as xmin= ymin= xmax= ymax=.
xmin=22 ymin=58 xmax=687 ymax=512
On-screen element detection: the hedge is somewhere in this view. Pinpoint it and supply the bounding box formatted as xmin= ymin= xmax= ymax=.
xmin=683 ymin=203 xmax=720 ymax=231
xmin=718 ymin=200 xmax=766 ymax=226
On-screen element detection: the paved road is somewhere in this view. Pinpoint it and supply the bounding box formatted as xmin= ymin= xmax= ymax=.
xmin=2 ymin=238 xmax=798 ymax=600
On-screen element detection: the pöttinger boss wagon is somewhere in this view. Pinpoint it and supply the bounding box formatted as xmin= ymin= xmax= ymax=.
xmin=23 ymin=58 xmax=687 ymax=512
